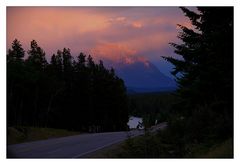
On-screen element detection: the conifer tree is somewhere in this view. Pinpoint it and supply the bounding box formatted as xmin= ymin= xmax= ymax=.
xmin=7 ymin=39 xmax=25 ymax=63
xmin=162 ymin=7 xmax=233 ymax=141
xmin=26 ymin=40 xmax=47 ymax=69
xmin=163 ymin=7 xmax=233 ymax=108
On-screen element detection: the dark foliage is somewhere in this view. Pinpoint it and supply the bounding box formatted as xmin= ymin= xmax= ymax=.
xmin=7 ymin=39 xmax=129 ymax=132
xmin=162 ymin=7 xmax=233 ymax=154
xmin=128 ymin=92 xmax=177 ymax=126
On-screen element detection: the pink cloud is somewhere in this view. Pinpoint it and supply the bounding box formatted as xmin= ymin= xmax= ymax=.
xmin=7 ymin=7 xmax=110 ymax=54
xmin=90 ymin=43 xmax=137 ymax=61
xmin=7 ymin=7 xmax=193 ymax=64
xmin=125 ymin=57 xmax=135 ymax=64
xmin=132 ymin=22 xmax=143 ymax=28
xmin=116 ymin=17 xmax=126 ymax=22
xmin=90 ymin=43 xmax=151 ymax=66
xmin=137 ymin=56 xmax=150 ymax=67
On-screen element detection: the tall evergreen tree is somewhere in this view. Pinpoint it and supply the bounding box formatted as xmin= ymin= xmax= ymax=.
xmin=62 ymin=48 xmax=72 ymax=73
xmin=7 ymin=39 xmax=26 ymax=126
xmin=77 ymin=52 xmax=86 ymax=67
xmin=163 ymin=7 xmax=233 ymax=141
xmin=163 ymin=7 xmax=233 ymax=105
xmin=26 ymin=40 xmax=47 ymax=69
xmin=7 ymin=39 xmax=25 ymax=63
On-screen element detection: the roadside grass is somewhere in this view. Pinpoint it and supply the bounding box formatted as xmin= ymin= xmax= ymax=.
xmin=82 ymin=135 xmax=149 ymax=158
xmin=194 ymin=138 xmax=233 ymax=158
xmin=82 ymin=141 xmax=126 ymax=158
xmin=85 ymin=134 xmax=233 ymax=158
xmin=84 ymin=134 xmax=168 ymax=158
xmin=7 ymin=126 xmax=81 ymax=145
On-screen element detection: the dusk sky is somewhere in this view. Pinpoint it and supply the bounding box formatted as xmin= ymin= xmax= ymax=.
xmin=7 ymin=7 xmax=192 ymax=77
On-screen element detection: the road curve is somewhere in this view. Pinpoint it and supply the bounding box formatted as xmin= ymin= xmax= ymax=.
xmin=7 ymin=129 xmax=144 ymax=158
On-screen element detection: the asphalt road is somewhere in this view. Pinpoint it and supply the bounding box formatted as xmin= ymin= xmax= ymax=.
xmin=7 ymin=129 xmax=145 ymax=158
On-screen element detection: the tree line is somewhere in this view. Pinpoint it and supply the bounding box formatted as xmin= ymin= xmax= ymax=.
xmin=7 ymin=40 xmax=129 ymax=132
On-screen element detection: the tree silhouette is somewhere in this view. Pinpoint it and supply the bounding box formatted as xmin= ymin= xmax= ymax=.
xmin=162 ymin=7 xmax=233 ymax=144
xmin=26 ymin=40 xmax=47 ymax=69
xmin=7 ymin=40 xmax=129 ymax=132
xmin=7 ymin=39 xmax=25 ymax=63
xmin=7 ymin=39 xmax=25 ymax=126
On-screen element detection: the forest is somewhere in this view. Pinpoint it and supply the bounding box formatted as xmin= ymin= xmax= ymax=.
xmin=7 ymin=7 xmax=233 ymax=157
xmin=7 ymin=40 xmax=129 ymax=132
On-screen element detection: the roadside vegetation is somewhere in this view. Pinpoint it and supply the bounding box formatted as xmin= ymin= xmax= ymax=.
xmin=91 ymin=134 xmax=232 ymax=158
xmin=7 ymin=126 xmax=81 ymax=145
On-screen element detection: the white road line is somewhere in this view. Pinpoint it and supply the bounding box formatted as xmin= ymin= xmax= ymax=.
xmin=72 ymin=138 xmax=126 ymax=158
xmin=72 ymin=131 xmax=145 ymax=158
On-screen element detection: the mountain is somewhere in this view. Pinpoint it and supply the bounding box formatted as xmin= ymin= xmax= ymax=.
xmin=126 ymin=86 xmax=176 ymax=94
xmin=103 ymin=59 xmax=176 ymax=93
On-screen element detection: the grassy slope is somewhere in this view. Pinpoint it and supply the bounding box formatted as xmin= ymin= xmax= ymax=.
xmin=85 ymin=136 xmax=233 ymax=158
xmin=7 ymin=126 xmax=81 ymax=145
xmin=82 ymin=141 xmax=126 ymax=158
xmin=200 ymin=138 xmax=233 ymax=158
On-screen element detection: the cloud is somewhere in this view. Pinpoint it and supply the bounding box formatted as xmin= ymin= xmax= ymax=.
xmin=132 ymin=22 xmax=143 ymax=28
xmin=90 ymin=43 xmax=136 ymax=61
xmin=7 ymin=7 xmax=110 ymax=55
xmin=7 ymin=7 xmax=193 ymax=66
xmin=124 ymin=57 xmax=134 ymax=64
xmin=90 ymin=42 xmax=151 ymax=67
xmin=107 ymin=16 xmax=144 ymax=29
xmin=116 ymin=16 xmax=126 ymax=22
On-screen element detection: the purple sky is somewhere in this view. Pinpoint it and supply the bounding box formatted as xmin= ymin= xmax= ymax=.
xmin=7 ymin=7 xmax=193 ymax=77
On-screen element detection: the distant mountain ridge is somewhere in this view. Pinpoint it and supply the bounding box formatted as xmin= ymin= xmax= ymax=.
xmin=102 ymin=59 xmax=176 ymax=93
xmin=126 ymin=86 xmax=176 ymax=94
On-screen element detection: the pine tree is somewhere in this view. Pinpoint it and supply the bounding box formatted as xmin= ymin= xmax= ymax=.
xmin=77 ymin=52 xmax=86 ymax=67
xmin=26 ymin=40 xmax=47 ymax=69
xmin=62 ymin=48 xmax=72 ymax=73
xmin=163 ymin=7 xmax=233 ymax=109
xmin=7 ymin=39 xmax=26 ymax=126
xmin=162 ymin=7 xmax=233 ymax=142
xmin=7 ymin=39 xmax=25 ymax=63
